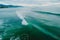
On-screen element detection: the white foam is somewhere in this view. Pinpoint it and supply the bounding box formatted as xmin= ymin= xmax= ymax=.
xmin=22 ymin=19 xmax=28 ymax=25
xmin=16 ymin=11 xmax=28 ymax=25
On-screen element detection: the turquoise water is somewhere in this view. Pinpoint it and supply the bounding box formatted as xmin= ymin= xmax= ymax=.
xmin=0 ymin=6 xmax=60 ymax=40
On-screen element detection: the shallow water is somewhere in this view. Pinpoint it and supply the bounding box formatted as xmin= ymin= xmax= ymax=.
xmin=0 ymin=6 xmax=60 ymax=40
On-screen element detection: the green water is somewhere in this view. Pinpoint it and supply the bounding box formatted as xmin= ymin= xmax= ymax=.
xmin=0 ymin=6 xmax=60 ymax=40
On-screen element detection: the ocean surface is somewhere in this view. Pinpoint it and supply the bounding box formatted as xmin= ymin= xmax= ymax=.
xmin=0 ymin=6 xmax=60 ymax=40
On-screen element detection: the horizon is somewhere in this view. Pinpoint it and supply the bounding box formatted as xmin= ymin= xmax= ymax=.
xmin=0 ymin=0 xmax=60 ymax=6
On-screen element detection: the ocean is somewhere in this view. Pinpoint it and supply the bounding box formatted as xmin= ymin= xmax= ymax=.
xmin=0 ymin=6 xmax=60 ymax=40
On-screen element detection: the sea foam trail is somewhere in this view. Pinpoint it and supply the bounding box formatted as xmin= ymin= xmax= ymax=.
xmin=16 ymin=11 xmax=28 ymax=25
xmin=16 ymin=7 xmax=31 ymax=25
